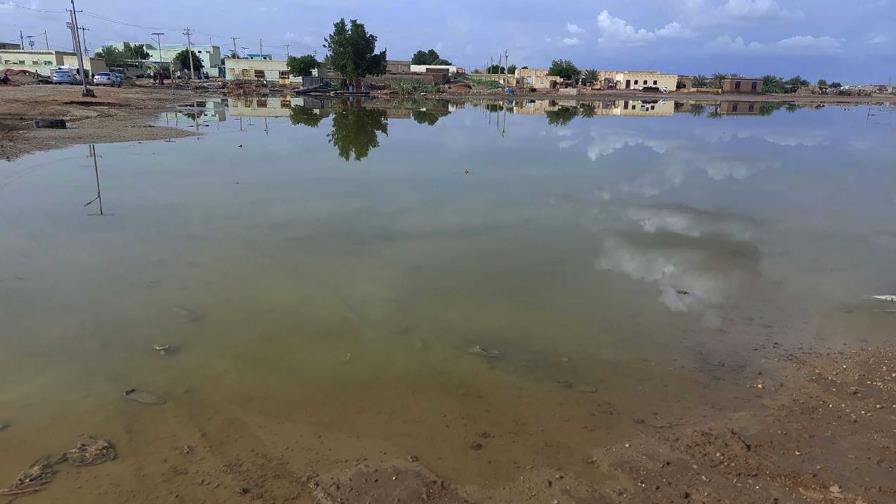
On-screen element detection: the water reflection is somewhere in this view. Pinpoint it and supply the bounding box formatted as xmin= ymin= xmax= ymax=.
xmin=326 ymin=101 xmax=389 ymax=161
xmin=83 ymin=144 xmax=108 ymax=216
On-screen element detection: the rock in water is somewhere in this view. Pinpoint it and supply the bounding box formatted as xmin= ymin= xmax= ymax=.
xmin=123 ymin=388 xmax=166 ymax=405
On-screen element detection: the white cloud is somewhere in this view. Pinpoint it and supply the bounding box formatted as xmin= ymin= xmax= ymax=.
xmin=596 ymin=10 xmax=694 ymax=47
xmin=679 ymin=0 xmax=801 ymax=27
xmin=866 ymin=33 xmax=889 ymax=44
xmin=566 ymin=22 xmax=585 ymax=34
xmin=706 ymin=34 xmax=765 ymax=52
xmin=706 ymin=34 xmax=844 ymax=55
xmin=586 ymin=131 xmax=670 ymax=160
xmin=776 ymin=35 xmax=843 ymax=54
xmin=562 ymin=37 xmax=583 ymax=46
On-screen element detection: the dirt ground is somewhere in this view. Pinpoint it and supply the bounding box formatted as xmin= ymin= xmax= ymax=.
xmin=0 ymin=84 xmax=202 ymax=160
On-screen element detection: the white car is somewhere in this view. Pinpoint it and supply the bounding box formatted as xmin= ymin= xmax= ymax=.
xmin=93 ymin=72 xmax=122 ymax=87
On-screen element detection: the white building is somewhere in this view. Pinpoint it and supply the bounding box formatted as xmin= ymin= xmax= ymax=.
xmin=115 ymin=43 xmax=223 ymax=76
xmin=0 ymin=49 xmax=107 ymax=77
xmin=410 ymin=64 xmax=460 ymax=75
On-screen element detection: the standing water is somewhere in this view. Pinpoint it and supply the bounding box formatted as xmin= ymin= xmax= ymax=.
xmin=1 ymin=98 xmax=894 ymax=501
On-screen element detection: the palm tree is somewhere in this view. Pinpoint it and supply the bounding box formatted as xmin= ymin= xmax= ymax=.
xmin=692 ymin=74 xmax=709 ymax=88
xmin=710 ymin=73 xmax=727 ymax=89
xmin=583 ymin=69 xmax=599 ymax=85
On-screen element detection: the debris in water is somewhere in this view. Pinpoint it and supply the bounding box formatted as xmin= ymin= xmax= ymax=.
xmin=64 ymin=437 xmax=117 ymax=467
xmin=574 ymin=384 xmax=598 ymax=394
xmin=0 ymin=423 xmax=8 ymax=432
xmin=123 ymin=388 xmax=167 ymax=405
xmin=866 ymin=294 xmax=896 ymax=302
xmin=676 ymin=289 xmax=690 ymax=295
xmin=469 ymin=441 xmax=484 ymax=451
xmin=0 ymin=437 xmax=116 ymax=496
xmin=153 ymin=344 xmax=177 ymax=356
xmin=468 ymin=345 xmax=501 ymax=359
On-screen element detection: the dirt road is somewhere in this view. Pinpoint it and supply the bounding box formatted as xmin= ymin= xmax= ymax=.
xmin=0 ymin=84 xmax=201 ymax=160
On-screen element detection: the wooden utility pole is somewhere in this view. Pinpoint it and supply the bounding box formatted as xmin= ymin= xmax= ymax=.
xmin=79 ymin=26 xmax=90 ymax=56
xmin=183 ymin=28 xmax=195 ymax=80
xmin=68 ymin=0 xmax=92 ymax=97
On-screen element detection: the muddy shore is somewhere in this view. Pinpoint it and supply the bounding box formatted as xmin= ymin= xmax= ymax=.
xmin=0 ymin=85 xmax=201 ymax=161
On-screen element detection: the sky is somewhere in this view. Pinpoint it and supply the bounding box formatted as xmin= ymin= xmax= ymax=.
xmin=2 ymin=0 xmax=894 ymax=83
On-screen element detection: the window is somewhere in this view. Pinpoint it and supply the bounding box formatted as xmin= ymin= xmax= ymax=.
xmin=44 ymin=60 xmax=52 ymax=65
xmin=254 ymin=69 xmax=265 ymax=79
xmin=732 ymin=103 xmax=739 ymax=112
xmin=634 ymin=79 xmax=639 ymax=85
xmin=748 ymin=104 xmax=755 ymax=112
xmin=751 ymin=81 xmax=758 ymax=91
xmin=653 ymin=80 xmax=657 ymax=85
xmin=31 ymin=60 xmax=39 ymax=65
xmin=734 ymin=81 xmax=741 ymax=90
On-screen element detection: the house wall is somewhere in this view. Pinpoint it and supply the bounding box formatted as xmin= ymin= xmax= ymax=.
xmin=386 ymin=60 xmax=411 ymax=73
xmin=410 ymin=64 xmax=458 ymax=74
xmin=513 ymin=68 xmax=560 ymax=89
xmin=225 ymin=58 xmax=293 ymax=83
xmin=607 ymin=71 xmax=678 ymax=90
xmin=721 ymin=78 xmax=761 ymax=93
xmin=127 ymin=43 xmax=221 ymax=74
xmin=0 ymin=50 xmax=105 ymax=76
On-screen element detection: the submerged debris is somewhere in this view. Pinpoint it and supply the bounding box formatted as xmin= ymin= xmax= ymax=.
xmin=123 ymin=388 xmax=167 ymax=405
xmin=468 ymin=345 xmax=501 ymax=359
xmin=866 ymin=294 xmax=896 ymax=303
xmin=0 ymin=438 xmax=116 ymax=496
xmin=64 ymin=437 xmax=117 ymax=467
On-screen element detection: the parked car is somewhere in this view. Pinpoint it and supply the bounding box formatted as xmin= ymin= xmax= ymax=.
xmin=52 ymin=69 xmax=81 ymax=85
xmin=93 ymin=72 xmax=122 ymax=87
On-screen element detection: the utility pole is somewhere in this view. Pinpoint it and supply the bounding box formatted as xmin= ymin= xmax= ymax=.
xmin=183 ymin=28 xmax=195 ymax=80
xmin=79 ymin=26 xmax=90 ymax=57
xmin=67 ymin=21 xmax=77 ymax=53
xmin=230 ymin=37 xmax=239 ymax=58
xmin=68 ymin=0 xmax=92 ymax=97
xmin=19 ymin=30 xmax=24 ymax=49
xmin=259 ymin=38 xmax=263 ymax=55
xmin=285 ymin=44 xmax=290 ymax=59
xmin=42 ymin=30 xmax=49 ymax=50
xmin=151 ymin=32 xmax=164 ymax=64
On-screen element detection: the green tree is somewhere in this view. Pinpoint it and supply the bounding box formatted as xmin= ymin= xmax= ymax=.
xmin=486 ymin=64 xmax=506 ymax=74
xmin=691 ymin=74 xmax=709 ymax=87
xmin=411 ymin=49 xmax=451 ymax=66
xmin=173 ymin=49 xmax=204 ymax=71
xmin=327 ymin=101 xmax=388 ymax=161
xmin=289 ymin=105 xmax=324 ymax=127
xmin=783 ymin=75 xmax=809 ymax=92
xmin=412 ymin=109 xmax=442 ymax=126
xmin=545 ymin=106 xmax=578 ymax=126
xmin=287 ymin=54 xmax=319 ymax=77
xmin=122 ymin=42 xmax=150 ymax=60
xmin=830 ymin=81 xmax=843 ymax=89
xmin=816 ymin=79 xmax=828 ymax=88
xmin=506 ymin=64 xmax=517 ymax=75
xmin=324 ymin=18 xmax=387 ymax=82
xmin=761 ymin=75 xmax=784 ymax=93
xmin=548 ymin=59 xmax=580 ymax=81
xmin=710 ymin=72 xmax=727 ymax=88
xmin=95 ymin=45 xmax=125 ymax=66
xmin=582 ymin=69 xmax=598 ymax=84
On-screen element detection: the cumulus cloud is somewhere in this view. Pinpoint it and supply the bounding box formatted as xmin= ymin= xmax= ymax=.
xmin=866 ymin=33 xmax=889 ymax=44
xmin=566 ymin=22 xmax=586 ymax=34
xmin=706 ymin=34 xmax=843 ymax=55
xmin=776 ymin=35 xmax=843 ymax=54
xmin=586 ymin=131 xmax=671 ymax=160
xmin=596 ymin=10 xmax=694 ymax=47
xmin=679 ymin=0 xmax=802 ymax=27
xmin=562 ymin=37 xmax=583 ymax=46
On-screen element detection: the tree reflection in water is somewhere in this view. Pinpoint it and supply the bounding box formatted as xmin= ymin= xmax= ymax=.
xmin=289 ymin=105 xmax=324 ymax=127
xmin=327 ymin=101 xmax=388 ymax=161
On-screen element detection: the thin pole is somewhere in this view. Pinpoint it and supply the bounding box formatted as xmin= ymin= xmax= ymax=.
xmin=151 ymin=32 xmax=164 ymax=64
xmin=259 ymin=38 xmax=262 ymax=55
xmin=79 ymin=26 xmax=89 ymax=56
xmin=68 ymin=2 xmax=90 ymax=96
xmin=231 ymin=37 xmax=239 ymax=58
xmin=43 ymin=30 xmax=49 ymax=50
xmin=285 ymin=44 xmax=290 ymax=59
xmin=183 ymin=28 xmax=195 ymax=80
xmin=19 ymin=30 xmax=24 ymax=49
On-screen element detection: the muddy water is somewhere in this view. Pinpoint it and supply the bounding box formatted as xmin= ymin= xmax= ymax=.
xmin=1 ymin=98 xmax=895 ymax=501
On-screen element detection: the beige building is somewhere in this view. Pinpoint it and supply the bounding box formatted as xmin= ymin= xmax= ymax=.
xmin=597 ymin=70 xmax=677 ymax=91
xmin=0 ymin=49 xmax=106 ymax=77
xmin=514 ymin=68 xmax=561 ymax=89
xmin=225 ymin=58 xmax=297 ymax=84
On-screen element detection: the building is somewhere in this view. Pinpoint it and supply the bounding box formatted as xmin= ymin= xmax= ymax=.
xmin=718 ymin=102 xmax=761 ymax=115
xmin=514 ymin=68 xmax=561 ymax=89
xmin=721 ymin=77 xmax=761 ymax=94
xmin=385 ymin=60 xmax=411 ymax=73
xmin=0 ymin=42 xmax=22 ymax=50
xmin=0 ymin=49 xmax=106 ymax=77
xmin=246 ymin=53 xmax=272 ymax=61
xmin=126 ymin=43 xmax=222 ymax=77
xmin=225 ymin=57 xmax=299 ymax=84
xmin=597 ymin=70 xmax=678 ymax=91
xmin=410 ymin=64 xmax=462 ymax=75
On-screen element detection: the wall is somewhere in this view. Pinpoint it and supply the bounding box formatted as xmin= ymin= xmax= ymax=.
xmin=410 ymin=64 xmax=458 ymax=74
xmin=721 ymin=79 xmax=761 ymax=93
xmin=0 ymin=50 xmax=105 ymax=77
xmin=611 ymin=71 xmax=678 ymax=91
xmin=225 ymin=58 xmax=291 ymax=83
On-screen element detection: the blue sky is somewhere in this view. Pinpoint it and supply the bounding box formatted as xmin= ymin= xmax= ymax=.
xmin=3 ymin=0 xmax=894 ymax=82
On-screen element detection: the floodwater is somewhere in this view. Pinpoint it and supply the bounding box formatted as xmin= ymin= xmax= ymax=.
xmin=1 ymin=97 xmax=895 ymax=500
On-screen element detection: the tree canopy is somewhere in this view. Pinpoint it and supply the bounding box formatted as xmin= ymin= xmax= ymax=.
xmin=411 ymin=49 xmax=451 ymax=66
xmin=486 ymin=64 xmax=506 ymax=74
xmin=122 ymin=42 xmax=150 ymax=60
xmin=548 ymin=59 xmax=580 ymax=81
xmin=691 ymin=74 xmax=709 ymax=87
xmin=762 ymin=75 xmax=784 ymax=93
xmin=173 ymin=49 xmax=204 ymax=71
xmin=324 ymin=18 xmax=386 ymax=81
xmin=327 ymin=101 xmax=388 ymax=161
xmin=95 ymin=43 xmax=149 ymax=66
xmin=287 ymin=54 xmax=319 ymax=77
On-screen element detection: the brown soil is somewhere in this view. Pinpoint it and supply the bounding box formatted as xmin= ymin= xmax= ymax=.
xmin=0 ymin=84 xmax=204 ymax=160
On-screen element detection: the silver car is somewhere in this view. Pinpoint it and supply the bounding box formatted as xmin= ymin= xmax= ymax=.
xmin=52 ymin=69 xmax=80 ymax=85
xmin=93 ymin=72 xmax=122 ymax=87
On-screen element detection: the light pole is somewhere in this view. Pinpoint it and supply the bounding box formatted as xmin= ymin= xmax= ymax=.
xmin=183 ymin=28 xmax=195 ymax=80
